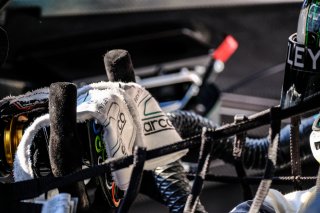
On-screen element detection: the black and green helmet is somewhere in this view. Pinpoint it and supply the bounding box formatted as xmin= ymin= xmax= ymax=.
xmin=297 ymin=0 xmax=320 ymax=46
xmin=281 ymin=0 xmax=320 ymax=109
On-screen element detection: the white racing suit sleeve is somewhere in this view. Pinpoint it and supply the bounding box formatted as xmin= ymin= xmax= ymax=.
xmin=265 ymin=186 xmax=317 ymax=213
xmin=230 ymin=187 xmax=317 ymax=213
xmin=264 ymin=189 xmax=296 ymax=213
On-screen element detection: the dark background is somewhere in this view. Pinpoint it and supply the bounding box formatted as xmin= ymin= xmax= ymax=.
xmin=2 ymin=2 xmax=300 ymax=100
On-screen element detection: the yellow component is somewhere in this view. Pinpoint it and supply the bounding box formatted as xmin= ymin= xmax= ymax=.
xmin=3 ymin=115 xmax=27 ymax=167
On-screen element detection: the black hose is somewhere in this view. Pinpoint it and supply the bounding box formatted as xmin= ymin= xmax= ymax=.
xmin=153 ymin=161 xmax=207 ymax=213
xmin=167 ymin=110 xmax=315 ymax=170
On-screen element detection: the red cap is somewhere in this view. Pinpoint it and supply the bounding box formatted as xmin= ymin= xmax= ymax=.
xmin=212 ymin=35 xmax=238 ymax=63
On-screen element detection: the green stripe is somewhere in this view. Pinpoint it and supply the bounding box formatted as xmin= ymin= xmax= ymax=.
xmin=141 ymin=114 xmax=164 ymax=121
xmin=305 ymin=5 xmax=311 ymax=45
xmin=314 ymin=3 xmax=319 ymax=46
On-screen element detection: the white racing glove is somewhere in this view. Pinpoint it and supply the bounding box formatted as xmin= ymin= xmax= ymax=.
xmin=14 ymin=81 xmax=188 ymax=190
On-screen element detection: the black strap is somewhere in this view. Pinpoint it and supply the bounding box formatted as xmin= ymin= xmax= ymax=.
xmin=289 ymin=115 xmax=302 ymax=190
xmin=248 ymin=107 xmax=281 ymax=213
xmin=233 ymin=114 xmax=253 ymax=200
xmin=5 ymin=134 xmax=198 ymax=202
xmin=117 ymin=146 xmax=146 ymax=213
xmin=184 ymin=128 xmax=214 ymax=213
